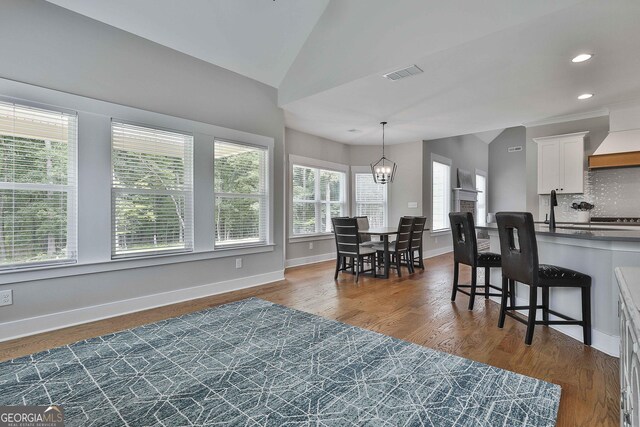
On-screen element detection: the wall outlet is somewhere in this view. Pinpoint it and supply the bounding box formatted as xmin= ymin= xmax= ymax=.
xmin=0 ymin=290 xmax=12 ymax=307
xmin=309 ymin=242 xmax=314 ymax=250
xmin=235 ymin=258 xmax=242 ymax=269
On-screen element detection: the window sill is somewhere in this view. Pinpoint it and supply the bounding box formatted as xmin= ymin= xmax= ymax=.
xmin=0 ymin=244 xmax=276 ymax=285
xmin=430 ymin=229 xmax=451 ymax=236
xmin=288 ymin=234 xmax=335 ymax=244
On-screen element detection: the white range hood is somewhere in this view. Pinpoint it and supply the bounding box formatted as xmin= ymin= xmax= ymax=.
xmin=589 ymin=104 xmax=640 ymax=169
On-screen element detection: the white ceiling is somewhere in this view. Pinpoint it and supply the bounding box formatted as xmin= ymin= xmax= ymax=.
xmin=45 ymin=0 xmax=640 ymax=145
xmin=45 ymin=0 xmax=329 ymax=88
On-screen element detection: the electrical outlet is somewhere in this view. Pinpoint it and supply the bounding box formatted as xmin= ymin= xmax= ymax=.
xmin=0 ymin=290 xmax=12 ymax=307
xmin=235 ymin=258 xmax=242 ymax=269
xmin=309 ymin=242 xmax=313 ymax=250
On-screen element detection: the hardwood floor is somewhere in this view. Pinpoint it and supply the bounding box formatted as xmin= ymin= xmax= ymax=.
xmin=0 ymin=253 xmax=618 ymax=426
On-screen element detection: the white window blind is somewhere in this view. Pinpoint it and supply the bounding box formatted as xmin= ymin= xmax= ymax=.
xmin=355 ymin=173 xmax=387 ymax=228
xmin=292 ymin=165 xmax=346 ymax=235
xmin=432 ymin=160 xmax=451 ymax=231
xmin=0 ymin=101 xmax=77 ymax=269
xmin=111 ymin=122 xmax=193 ymax=257
xmin=214 ymin=139 xmax=268 ymax=247
xmin=476 ymin=173 xmax=487 ymax=226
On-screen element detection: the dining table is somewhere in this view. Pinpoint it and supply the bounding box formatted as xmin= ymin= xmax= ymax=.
xmin=358 ymin=226 xmax=429 ymax=279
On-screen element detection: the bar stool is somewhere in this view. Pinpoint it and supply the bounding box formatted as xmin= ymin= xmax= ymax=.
xmin=495 ymin=212 xmax=591 ymax=346
xmin=449 ymin=212 xmax=508 ymax=310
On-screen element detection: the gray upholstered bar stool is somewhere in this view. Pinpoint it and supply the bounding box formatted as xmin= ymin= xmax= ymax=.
xmin=495 ymin=212 xmax=592 ymax=346
xmin=449 ymin=212 xmax=507 ymax=310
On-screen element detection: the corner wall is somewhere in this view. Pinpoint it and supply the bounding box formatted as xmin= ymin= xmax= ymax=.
xmin=488 ymin=126 xmax=527 ymax=213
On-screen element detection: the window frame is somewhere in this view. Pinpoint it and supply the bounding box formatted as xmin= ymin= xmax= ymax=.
xmin=213 ymin=138 xmax=270 ymax=249
xmin=475 ymin=169 xmax=488 ymax=227
xmin=431 ymin=153 xmax=452 ymax=233
xmin=0 ymin=98 xmax=78 ymax=271
xmin=351 ymin=166 xmax=388 ymax=228
xmin=289 ymin=155 xmax=349 ymax=240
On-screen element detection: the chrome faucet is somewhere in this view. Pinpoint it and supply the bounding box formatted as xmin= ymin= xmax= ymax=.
xmin=549 ymin=190 xmax=558 ymax=230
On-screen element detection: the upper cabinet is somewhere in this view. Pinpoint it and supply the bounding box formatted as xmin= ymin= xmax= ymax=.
xmin=534 ymin=132 xmax=588 ymax=195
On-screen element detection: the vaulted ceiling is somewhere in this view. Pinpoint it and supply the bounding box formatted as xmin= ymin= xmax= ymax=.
xmin=46 ymin=0 xmax=640 ymax=145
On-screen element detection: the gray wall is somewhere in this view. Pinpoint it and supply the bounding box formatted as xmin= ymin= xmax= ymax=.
xmin=422 ymin=134 xmax=489 ymax=254
xmin=488 ymin=126 xmax=527 ymax=213
xmin=0 ymin=1 xmax=285 ymax=327
xmin=525 ymin=116 xmax=609 ymax=220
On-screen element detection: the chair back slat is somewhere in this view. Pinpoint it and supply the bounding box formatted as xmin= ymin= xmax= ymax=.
xmin=449 ymin=212 xmax=478 ymax=266
xmin=394 ymin=216 xmax=414 ymax=251
xmin=332 ymin=217 xmax=362 ymax=257
xmin=408 ymin=216 xmax=427 ymax=250
xmin=495 ymin=212 xmax=539 ymax=286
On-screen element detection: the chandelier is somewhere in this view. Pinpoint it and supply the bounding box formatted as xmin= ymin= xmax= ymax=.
xmin=370 ymin=121 xmax=397 ymax=184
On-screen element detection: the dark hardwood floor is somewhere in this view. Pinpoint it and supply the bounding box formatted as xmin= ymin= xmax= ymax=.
xmin=0 ymin=253 xmax=618 ymax=426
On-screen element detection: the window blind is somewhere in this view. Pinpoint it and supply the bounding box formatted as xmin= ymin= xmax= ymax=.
xmin=214 ymin=139 xmax=268 ymax=247
xmin=432 ymin=161 xmax=451 ymax=231
xmin=292 ymin=164 xmax=346 ymax=235
xmin=476 ymin=174 xmax=487 ymax=226
xmin=111 ymin=121 xmax=193 ymax=257
xmin=0 ymin=100 xmax=77 ymax=269
xmin=355 ymin=173 xmax=387 ymax=228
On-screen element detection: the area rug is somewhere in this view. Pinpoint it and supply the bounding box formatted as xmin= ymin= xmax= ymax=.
xmin=0 ymin=298 xmax=560 ymax=426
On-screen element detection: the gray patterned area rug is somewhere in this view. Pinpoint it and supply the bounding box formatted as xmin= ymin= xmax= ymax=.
xmin=0 ymin=298 xmax=560 ymax=426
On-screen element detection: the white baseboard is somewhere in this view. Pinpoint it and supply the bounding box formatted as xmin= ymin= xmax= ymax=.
xmin=488 ymin=295 xmax=620 ymax=357
xmin=423 ymin=246 xmax=453 ymax=259
xmin=0 ymin=270 xmax=284 ymax=343
xmin=285 ymin=252 xmax=336 ymax=268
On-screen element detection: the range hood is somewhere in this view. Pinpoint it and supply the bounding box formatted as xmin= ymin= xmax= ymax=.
xmin=588 ymin=129 xmax=640 ymax=169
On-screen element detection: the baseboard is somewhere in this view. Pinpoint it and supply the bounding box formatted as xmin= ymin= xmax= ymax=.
xmin=423 ymin=246 xmax=453 ymax=259
xmin=488 ymin=295 xmax=620 ymax=357
xmin=285 ymin=252 xmax=336 ymax=268
xmin=0 ymin=270 xmax=284 ymax=343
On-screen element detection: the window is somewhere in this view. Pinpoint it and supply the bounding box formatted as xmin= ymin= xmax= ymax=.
xmin=0 ymin=101 xmax=77 ymax=269
xmin=214 ymin=139 xmax=268 ymax=247
xmin=354 ymin=173 xmax=387 ymax=228
xmin=476 ymin=172 xmax=487 ymax=226
xmin=431 ymin=157 xmax=451 ymax=232
xmin=292 ymin=164 xmax=347 ymax=236
xmin=111 ymin=122 xmax=193 ymax=257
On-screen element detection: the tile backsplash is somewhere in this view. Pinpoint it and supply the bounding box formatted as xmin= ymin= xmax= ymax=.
xmin=538 ymin=167 xmax=640 ymax=221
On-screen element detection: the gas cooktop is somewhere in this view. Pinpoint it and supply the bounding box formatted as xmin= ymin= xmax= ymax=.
xmin=591 ymin=217 xmax=640 ymax=224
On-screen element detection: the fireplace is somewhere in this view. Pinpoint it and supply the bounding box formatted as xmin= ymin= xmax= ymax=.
xmin=453 ymin=188 xmax=479 ymax=214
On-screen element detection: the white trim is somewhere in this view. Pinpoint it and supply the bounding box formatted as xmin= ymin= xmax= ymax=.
xmin=285 ymin=252 xmax=336 ymax=268
xmin=288 ymin=233 xmax=334 ymax=243
xmin=288 ymin=154 xmax=349 ymax=173
xmin=523 ymin=109 xmax=609 ymax=128
xmin=431 ymin=153 xmax=452 ymax=233
xmin=532 ymin=131 xmax=590 ymax=143
xmin=423 ymin=245 xmax=453 ymax=259
xmin=0 ymin=270 xmax=284 ymax=343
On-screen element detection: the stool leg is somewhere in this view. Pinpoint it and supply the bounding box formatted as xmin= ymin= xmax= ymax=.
xmin=451 ymin=262 xmax=459 ymax=301
xmin=484 ymin=267 xmax=490 ymax=299
xmin=468 ymin=267 xmax=477 ymax=310
xmin=582 ymin=286 xmax=592 ymax=345
xmin=498 ymin=276 xmax=508 ymax=328
xmin=542 ymin=287 xmax=549 ymax=323
xmin=509 ymin=280 xmax=517 ymax=308
xmin=525 ymin=285 xmax=537 ymax=345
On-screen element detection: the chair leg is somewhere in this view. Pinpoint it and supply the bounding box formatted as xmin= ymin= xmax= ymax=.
xmin=396 ymin=253 xmax=402 ymax=277
xmin=334 ymin=256 xmax=341 ymax=280
xmin=451 ymin=262 xmax=459 ymax=301
xmin=371 ymin=254 xmax=377 ymax=277
xmin=542 ymin=287 xmax=550 ymax=323
xmin=419 ymin=246 xmax=424 ymax=269
xmin=484 ymin=267 xmax=490 ymax=299
xmin=525 ymin=285 xmax=537 ymax=345
xmin=509 ymin=279 xmax=517 ymax=307
xmin=355 ymin=257 xmax=360 ymax=283
xmin=468 ymin=267 xmax=477 ymax=310
xmin=582 ymin=286 xmax=592 ymax=345
xmin=407 ymin=251 xmax=415 ymax=273
xmin=498 ymin=276 xmax=508 ymax=328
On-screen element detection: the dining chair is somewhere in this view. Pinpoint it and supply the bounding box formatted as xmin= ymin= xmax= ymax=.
xmin=332 ymin=217 xmax=377 ymax=282
xmin=355 ymin=216 xmax=374 ymax=247
xmin=407 ymin=216 xmax=427 ymax=270
xmin=372 ymin=216 xmax=415 ymax=276
xmin=495 ymin=212 xmax=591 ymax=345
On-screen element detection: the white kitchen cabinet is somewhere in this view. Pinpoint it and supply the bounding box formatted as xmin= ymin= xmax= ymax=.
xmin=534 ymin=131 xmax=587 ymax=194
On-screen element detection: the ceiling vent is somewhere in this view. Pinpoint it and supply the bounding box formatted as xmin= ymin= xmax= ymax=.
xmin=383 ymin=65 xmax=423 ymax=81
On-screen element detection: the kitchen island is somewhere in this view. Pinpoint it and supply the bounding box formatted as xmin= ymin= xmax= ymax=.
xmin=477 ymin=223 xmax=640 ymax=356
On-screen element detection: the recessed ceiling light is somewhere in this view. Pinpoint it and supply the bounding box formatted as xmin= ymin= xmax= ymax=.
xmin=578 ymin=93 xmax=593 ymax=100
xmin=572 ymin=53 xmax=593 ymax=63
xmin=348 ymin=129 xmax=361 ymax=133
